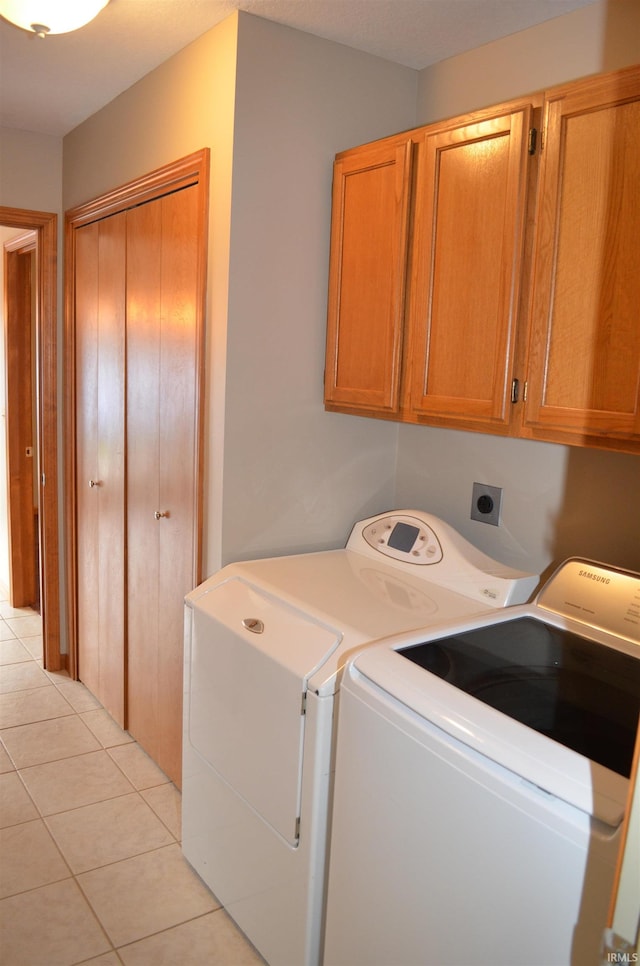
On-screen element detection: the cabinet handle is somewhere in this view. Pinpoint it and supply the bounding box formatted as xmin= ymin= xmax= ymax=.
xmin=154 ymin=510 xmax=169 ymax=520
xmin=88 ymin=479 xmax=102 ymax=488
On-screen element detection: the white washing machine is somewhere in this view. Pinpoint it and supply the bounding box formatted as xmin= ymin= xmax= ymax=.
xmin=323 ymin=557 xmax=640 ymax=966
xmin=181 ymin=510 xmax=538 ymax=966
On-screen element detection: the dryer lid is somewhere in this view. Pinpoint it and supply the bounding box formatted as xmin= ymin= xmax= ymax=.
xmin=187 ymin=578 xmax=340 ymax=845
xmin=189 ymin=576 xmax=341 ymax=679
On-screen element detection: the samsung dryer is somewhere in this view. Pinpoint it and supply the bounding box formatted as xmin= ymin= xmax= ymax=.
xmin=181 ymin=509 xmax=537 ymax=966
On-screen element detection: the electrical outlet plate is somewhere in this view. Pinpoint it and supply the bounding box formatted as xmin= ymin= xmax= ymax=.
xmin=470 ymin=482 xmax=502 ymax=526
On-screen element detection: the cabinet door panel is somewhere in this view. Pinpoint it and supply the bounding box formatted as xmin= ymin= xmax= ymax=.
xmin=408 ymin=108 xmax=533 ymax=429
xmin=524 ymin=68 xmax=640 ymax=448
xmin=75 ymin=215 xmax=126 ymax=725
xmin=325 ymin=139 xmax=413 ymax=413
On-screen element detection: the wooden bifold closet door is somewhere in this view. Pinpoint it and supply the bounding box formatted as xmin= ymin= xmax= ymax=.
xmin=75 ymin=213 xmax=127 ymax=726
xmin=69 ymin=152 xmax=207 ymax=786
xmin=125 ymin=187 xmax=200 ymax=784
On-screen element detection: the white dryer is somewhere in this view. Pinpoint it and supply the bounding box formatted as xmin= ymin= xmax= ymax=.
xmin=181 ymin=510 xmax=537 ymax=966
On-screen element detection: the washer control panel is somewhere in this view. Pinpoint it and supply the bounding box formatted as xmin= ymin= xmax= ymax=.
xmin=361 ymin=514 xmax=443 ymax=565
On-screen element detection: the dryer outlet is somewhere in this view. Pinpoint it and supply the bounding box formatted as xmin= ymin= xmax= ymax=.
xmin=471 ymin=483 xmax=502 ymax=527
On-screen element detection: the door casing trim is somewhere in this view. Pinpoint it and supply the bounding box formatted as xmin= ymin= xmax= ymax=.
xmin=64 ymin=149 xmax=209 ymax=681
xmin=0 ymin=206 xmax=61 ymax=670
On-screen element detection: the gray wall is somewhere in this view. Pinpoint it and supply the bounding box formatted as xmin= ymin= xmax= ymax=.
xmin=63 ymin=12 xmax=417 ymax=573
xmin=0 ymin=129 xmax=64 ymax=627
xmin=395 ymin=0 xmax=640 ymax=580
xmin=220 ymin=13 xmax=417 ymax=560
xmin=6 ymin=1 xmax=640 ymax=625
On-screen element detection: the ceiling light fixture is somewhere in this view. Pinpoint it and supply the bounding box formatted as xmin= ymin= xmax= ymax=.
xmin=0 ymin=0 xmax=109 ymax=37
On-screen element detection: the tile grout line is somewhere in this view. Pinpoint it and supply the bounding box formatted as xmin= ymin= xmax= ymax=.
xmin=0 ymin=611 xmax=117 ymax=960
xmin=0 ymin=609 xmax=182 ymax=960
xmin=0 ymin=604 xmax=262 ymax=965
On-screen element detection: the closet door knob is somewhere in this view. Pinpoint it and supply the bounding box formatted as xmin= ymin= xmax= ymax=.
xmin=88 ymin=479 xmax=102 ymax=488
xmin=154 ymin=510 xmax=169 ymax=520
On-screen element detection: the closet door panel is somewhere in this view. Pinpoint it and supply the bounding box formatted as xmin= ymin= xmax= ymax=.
xmin=126 ymin=199 xmax=162 ymax=758
xmin=156 ymin=186 xmax=199 ymax=782
xmin=126 ymin=185 xmax=199 ymax=784
xmin=75 ymin=223 xmax=100 ymax=700
xmin=75 ymin=214 xmax=126 ymax=725
xmin=97 ymin=215 xmax=127 ymax=721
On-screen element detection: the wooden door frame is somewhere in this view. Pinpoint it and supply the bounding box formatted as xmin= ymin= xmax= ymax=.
xmin=0 ymin=206 xmax=61 ymax=670
xmin=4 ymin=231 xmax=38 ymax=608
xmin=65 ymin=149 xmax=209 ymax=681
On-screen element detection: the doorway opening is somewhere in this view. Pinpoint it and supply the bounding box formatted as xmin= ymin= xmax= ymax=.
xmin=0 ymin=206 xmax=61 ymax=670
xmin=4 ymin=232 xmax=39 ymax=611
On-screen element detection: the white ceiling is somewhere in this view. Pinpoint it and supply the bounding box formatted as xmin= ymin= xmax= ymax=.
xmin=1 ymin=0 xmax=596 ymax=137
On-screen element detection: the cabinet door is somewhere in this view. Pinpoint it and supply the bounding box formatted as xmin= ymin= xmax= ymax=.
xmin=408 ymin=106 xmax=534 ymax=431
xmin=75 ymin=215 xmax=126 ymax=725
xmin=324 ymin=137 xmax=413 ymax=414
xmin=126 ymin=186 xmax=200 ymax=785
xmin=523 ymin=66 xmax=640 ymax=452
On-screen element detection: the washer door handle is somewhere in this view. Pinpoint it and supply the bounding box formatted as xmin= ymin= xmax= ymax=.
xmin=242 ymin=618 xmax=264 ymax=634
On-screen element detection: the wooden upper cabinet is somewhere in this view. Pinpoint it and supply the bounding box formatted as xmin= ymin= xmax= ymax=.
xmin=407 ymin=104 xmax=536 ymax=431
xmin=324 ymin=65 xmax=640 ymax=455
xmin=324 ymin=136 xmax=413 ymax=414
xmin=522 ymin=65 xmax=640 ymax=452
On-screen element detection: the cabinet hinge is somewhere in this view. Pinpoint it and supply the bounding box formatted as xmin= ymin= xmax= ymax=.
xmin=528 ymin=127 xmax=538 ymax=155
xmin=301 ymin=692 xmax=307 ymax=715
xmin=295 ymin=816 xmax=301 ymax=839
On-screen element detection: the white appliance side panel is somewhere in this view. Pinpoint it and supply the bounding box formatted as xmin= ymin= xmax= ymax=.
xmin=324 ymin=675 xmax=620 ymax=966
xmin=182 ymin=689 xmax=335 ymax=966
xmin=188 ymin=579 xmax=338 ymax=845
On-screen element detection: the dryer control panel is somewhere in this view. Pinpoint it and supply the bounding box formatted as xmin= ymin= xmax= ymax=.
xmin=347 ymin=510 xmax=539 ymax=607
xmin=361 ymin=514 xmax=443 ymax=565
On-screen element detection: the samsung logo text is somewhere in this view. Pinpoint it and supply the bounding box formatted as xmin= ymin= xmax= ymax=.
xmin=578 ymin=569 xmax=610 ymax=584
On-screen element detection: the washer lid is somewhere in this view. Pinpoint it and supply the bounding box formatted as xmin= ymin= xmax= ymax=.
xmin=398 ymin=617 xmax=640 ymax=780
xmin=350 ymin=613 xmax=632 ymax=827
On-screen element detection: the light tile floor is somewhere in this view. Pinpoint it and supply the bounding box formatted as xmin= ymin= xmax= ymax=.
xmin=0 ymin=600 xmax=264 ymax=966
